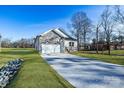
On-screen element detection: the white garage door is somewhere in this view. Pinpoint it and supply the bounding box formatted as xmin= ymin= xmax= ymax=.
xmin=42 ymin=44 xmax=60 ymax=54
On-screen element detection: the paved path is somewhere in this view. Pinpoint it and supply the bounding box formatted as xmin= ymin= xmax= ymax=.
xmin=42 ymin=53 xmax=124 ymax=88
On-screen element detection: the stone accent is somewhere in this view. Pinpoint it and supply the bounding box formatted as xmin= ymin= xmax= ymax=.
xmin=40 ymin=31 xmax=61 ymax=44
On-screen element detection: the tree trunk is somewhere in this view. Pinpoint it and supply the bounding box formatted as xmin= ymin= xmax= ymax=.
xmin=96 ymin=43 xmax=98 ymax=54
xmin=108 ymin=44 xmax=111 ymax=55
xmin=96 ymin=27 xmax=99 ymax=54
xmin=83 ymin=32 xmax=86 ymax=50
xmin=77 ymin=40 xmax=80 ymax=51
xmin=102 ymin=44 xmax=104 ymax=54
xmin=107 ymin=41 xmax=111 ymax=55
xmin=77 ymin=30 xmax=80 ymax=51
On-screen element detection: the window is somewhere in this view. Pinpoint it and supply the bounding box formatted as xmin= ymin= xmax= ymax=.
xmin=69 ymin=42 xmax=74 ymax=47
xmin=69 ymin=42 xmax=72 ymax=46
xmin=72 ymin=42 xmax=74 ymax=46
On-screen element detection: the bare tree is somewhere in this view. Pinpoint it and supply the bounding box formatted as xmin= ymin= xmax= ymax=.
xmin=1 ymin=38 xmax=12 ymax=48
xmin=118 ymin=30 xmax=124 ymax=49
xmin=113 ymin=6 xmax=124 ymax=49
xmin=98 ymin=32 xmax=106 ymax=54
xmin=95 ymin=21 xmax=102 ymax=54
xmin=1 ymin=38 xmax=34 ymax=48
xmin=114 ymin=5 xmax=124 ymax=24
xmin=71 ymin=11 xmax=92 ymax=51
xmin=101 ymin=6 xmax=115 ymax=55
xmin=17 ymin=38 xmax=34 ymax=48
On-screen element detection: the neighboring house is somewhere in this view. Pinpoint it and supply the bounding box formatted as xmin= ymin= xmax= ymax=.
xmin=90 ymin=42 xmax=124 ymax=51
xmin=35 ymin=28 xmax=77 ymax=54
xmin=110 ymin=42 xmax=124 ymax=50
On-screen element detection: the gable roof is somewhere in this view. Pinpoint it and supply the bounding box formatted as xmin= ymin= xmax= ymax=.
xmin=41 ymin=28 xmax=77 ymax=41
xmin=53 ymin=28 xmax=68 ymax=38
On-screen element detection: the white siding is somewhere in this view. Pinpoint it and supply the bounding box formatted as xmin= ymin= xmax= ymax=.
xmin=64 ymin=40 xmax=77 ymax=47
xmin=64 ymin=40 xmax=77 ymax=51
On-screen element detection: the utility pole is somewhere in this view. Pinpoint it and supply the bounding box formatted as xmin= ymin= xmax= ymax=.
xmin=0 ymin=34 xmax=2 ymax=52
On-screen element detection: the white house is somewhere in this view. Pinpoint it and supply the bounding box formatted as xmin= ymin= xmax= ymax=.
xmin=35 ymin=28 xmax=77 ymax=54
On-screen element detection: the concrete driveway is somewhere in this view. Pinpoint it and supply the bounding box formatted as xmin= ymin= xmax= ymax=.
xmin=42 ymin=53 xmax=124 ymax=88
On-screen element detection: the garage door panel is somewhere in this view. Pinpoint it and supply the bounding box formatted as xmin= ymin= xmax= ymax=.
xmin=42 ymin=44 xmax=60 ymax=54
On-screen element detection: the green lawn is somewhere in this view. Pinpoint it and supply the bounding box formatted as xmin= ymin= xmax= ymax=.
xmin=71 ymin=50 xmax=124 ymax=66
xmin=110 ymin=50 xmax=124 ymax=55
xmin=77 ymin=50 xmax=124 ymax=55
xmin=0 ymin=48 xmax=73 ymax=88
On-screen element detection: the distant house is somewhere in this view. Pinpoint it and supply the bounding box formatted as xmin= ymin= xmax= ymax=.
xmin=110 ymin=42 xmax=124 ymax=50
xmin=35 ymin=28 xmax=77 ymax=54
xmin=90 ymin=42 xmax=124 ymax=51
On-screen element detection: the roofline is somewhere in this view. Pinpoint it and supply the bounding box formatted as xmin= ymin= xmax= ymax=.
xmin=40 ymin=29 xmax=53 ymax=36
xmin=39 ymin=28 xmax=77 ymax=41
xmin=56 ymin=28 xmax=77 ymax=40
xmin=66 ymin=37 xmax=77 ymax=41
xmin=52 ymin=30 xmax=63 ymax=38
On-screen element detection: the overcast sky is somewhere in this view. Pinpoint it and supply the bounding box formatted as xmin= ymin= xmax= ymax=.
xmin=0 ymin=5 xmax=108 ymax=41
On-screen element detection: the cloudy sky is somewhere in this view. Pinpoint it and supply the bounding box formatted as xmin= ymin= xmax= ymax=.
xmin=0 ymin=5 xmax=107 ymax=41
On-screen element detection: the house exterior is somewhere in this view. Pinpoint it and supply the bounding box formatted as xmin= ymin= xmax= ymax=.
xmin=90 ymin=42 xmax=124 ymax=51
xmin=35 ymin=28 xmax=77 ymax=54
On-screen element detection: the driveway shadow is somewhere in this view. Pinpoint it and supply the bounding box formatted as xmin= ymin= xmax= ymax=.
xmin=43 ymin=54 xmax=124 ymax=87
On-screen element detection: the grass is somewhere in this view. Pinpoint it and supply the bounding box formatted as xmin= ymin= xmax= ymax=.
xmin=77 ymin=50 xmax=124 ymax=55
xmin=109 ymin=50 xmax=124 ymax=55
xmin=0 ymin=48 xmax=73 ymax=88
xmin=71 ymin=50 xmax=124 ymax=66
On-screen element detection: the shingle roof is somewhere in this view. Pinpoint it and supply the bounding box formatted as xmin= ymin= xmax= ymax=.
xmin=41 ymin=28 xmax=77 ymax=41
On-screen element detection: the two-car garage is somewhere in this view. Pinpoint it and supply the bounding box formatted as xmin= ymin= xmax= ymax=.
xmin=41 ymin=44 xmax=61 ymax=54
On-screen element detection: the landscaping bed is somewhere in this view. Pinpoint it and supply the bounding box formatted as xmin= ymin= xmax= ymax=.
xmin=0 ymin=59 xmax=23 ymax=87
